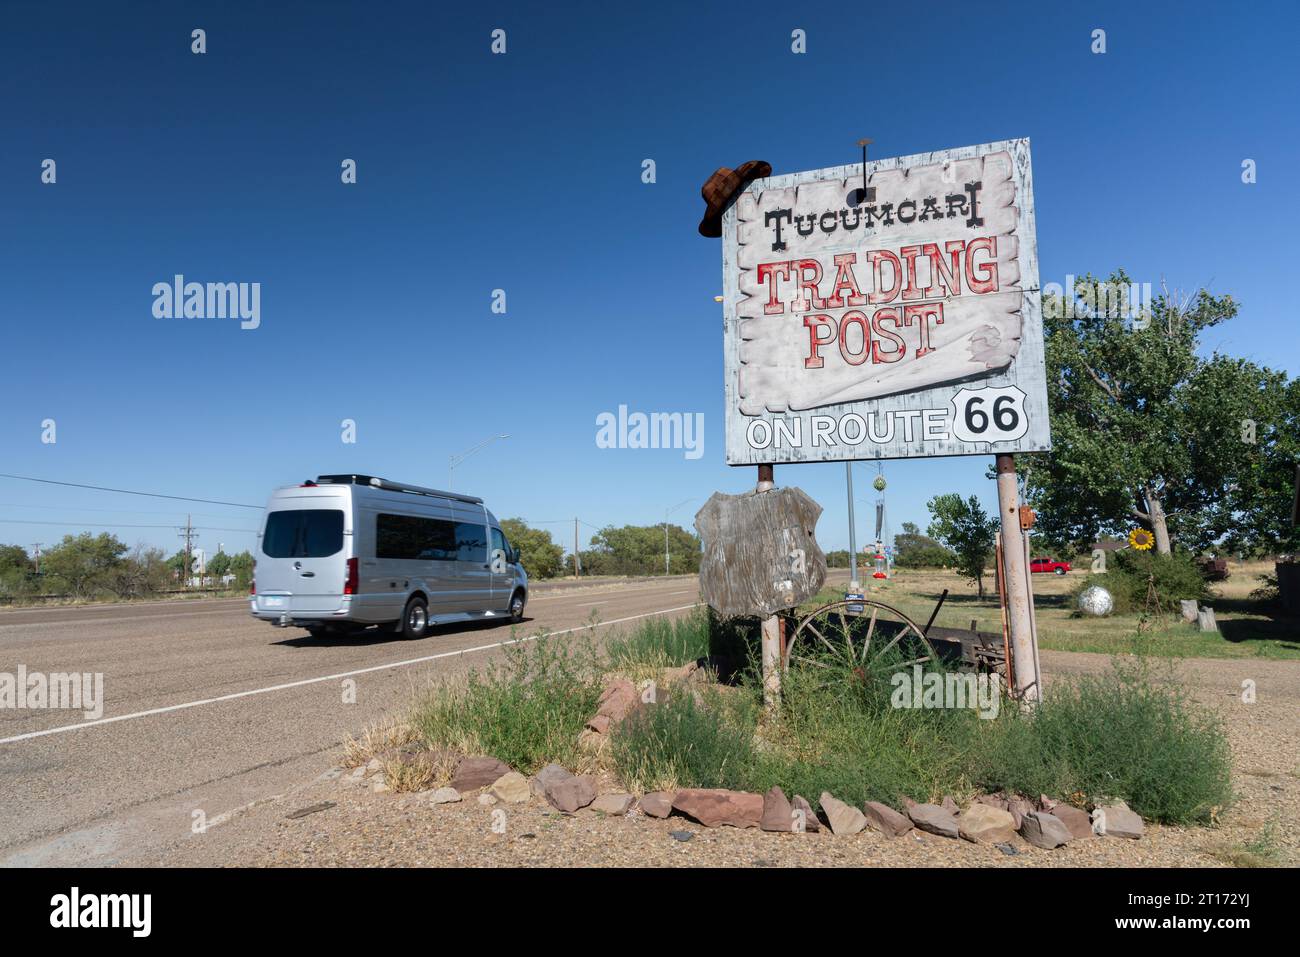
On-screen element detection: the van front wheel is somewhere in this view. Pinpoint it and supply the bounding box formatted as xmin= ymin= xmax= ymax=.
xmin=508 ymin=590 xmax=526 ymax=624
xmin=400 ymin=596 xmax=429 ymax=639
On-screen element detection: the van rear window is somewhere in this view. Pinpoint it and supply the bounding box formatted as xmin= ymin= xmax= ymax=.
xmin=262 ymin=509 xmax=344 ymax=558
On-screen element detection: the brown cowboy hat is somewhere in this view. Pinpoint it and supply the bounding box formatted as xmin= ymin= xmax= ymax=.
xmin=698 ymin=160 xmax=772 ymax=237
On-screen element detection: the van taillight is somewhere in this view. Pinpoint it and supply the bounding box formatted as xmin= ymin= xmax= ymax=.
xmin=344 ymin=557 xmax=359 ymax=595
xmin=250 ymin=561 xmax=256 ymax=595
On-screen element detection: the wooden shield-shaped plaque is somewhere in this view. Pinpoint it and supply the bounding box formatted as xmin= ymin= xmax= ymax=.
xmin=695 ymin=487 xmax=827 ymax=619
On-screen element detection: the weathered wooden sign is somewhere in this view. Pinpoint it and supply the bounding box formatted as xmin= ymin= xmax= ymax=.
xmin=695 ymin=487 xmax=827 ymax=618
xmin=722 ymin=139 xmax=1050 ymax=465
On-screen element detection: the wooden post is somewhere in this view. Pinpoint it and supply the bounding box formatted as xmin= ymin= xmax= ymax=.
xmin=757 ymin=464 xmax=780 ymax=712
xmin=995 ymin=454 xmax=1040 ymax=703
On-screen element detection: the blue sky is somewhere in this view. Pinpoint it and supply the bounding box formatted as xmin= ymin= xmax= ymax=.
xmin=2 ymin=0 xmax=1296 ymax=559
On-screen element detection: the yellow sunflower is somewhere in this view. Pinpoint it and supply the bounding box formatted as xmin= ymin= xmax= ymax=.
xmin=1129 ymin=528 xmax=1155 ymax=551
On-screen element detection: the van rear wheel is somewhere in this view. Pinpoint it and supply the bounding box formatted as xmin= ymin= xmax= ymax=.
xmin=400 ymin=596 xmax=429 ymax=639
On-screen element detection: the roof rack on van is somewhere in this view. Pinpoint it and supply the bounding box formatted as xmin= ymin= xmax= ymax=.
xmin=314 ymin=475 xmax=484 ymax=505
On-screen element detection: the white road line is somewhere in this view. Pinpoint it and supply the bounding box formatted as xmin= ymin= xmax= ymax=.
xmin=0 ymin=602 xmax=701 ymax=745
xmin=0 ymin=607 xmax=249 ymax=630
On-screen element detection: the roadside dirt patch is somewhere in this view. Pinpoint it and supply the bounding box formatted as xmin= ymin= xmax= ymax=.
xmin=120 ymin=649 xmax=1300 ymax=868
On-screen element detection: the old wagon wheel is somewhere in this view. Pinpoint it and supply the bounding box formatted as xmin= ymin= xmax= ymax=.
xmin=782 ymin=598 xmax=939 ymax=686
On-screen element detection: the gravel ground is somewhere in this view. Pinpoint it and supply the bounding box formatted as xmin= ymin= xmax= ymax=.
xmin=122 ymin=648 xmax=1300 ymax=868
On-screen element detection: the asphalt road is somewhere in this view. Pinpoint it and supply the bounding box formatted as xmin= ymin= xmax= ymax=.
xmin=0 ymin=576 xmax=704 ymax=866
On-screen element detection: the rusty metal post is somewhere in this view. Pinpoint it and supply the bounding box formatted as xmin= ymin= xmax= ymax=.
xmin=757 ymin=464 xmax=780 ymax=712
xmin=995 ymin=454 xmax=1040 ymax=704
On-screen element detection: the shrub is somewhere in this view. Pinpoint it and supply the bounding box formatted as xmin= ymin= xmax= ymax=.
xmin=1071 ymin=549 xmax=1209 ymax=615
xmin=609 ymin=685 xmax=756 ymax=792
xmin=607 ymin=615 xmax=1233 ymax=824
xmin=606 ymin=608 xmax=711 ymax=675
xmin=411 ymin=635 xmax=602 ymax=774
xmin=968 ymin=660 xmax=1233 ymax=823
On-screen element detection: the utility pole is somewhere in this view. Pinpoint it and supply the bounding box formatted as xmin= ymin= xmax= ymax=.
xmin=573 ymin=518 xmax=580 ymax=578
xmin=31 ymin=543 xmax=42 ymax=575
xmin=663 ymin=498 xmax=692 ymax=576
xmin=177 ymin=514 xmax=198 ymax=588
xmin=995 ymin=454 xmax=1041 ymax=703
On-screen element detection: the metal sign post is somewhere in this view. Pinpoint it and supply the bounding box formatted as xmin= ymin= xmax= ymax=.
xmin=757 ymin=463 xmax=781 ymax=711
xmin=845 ymin=462 xmax=859 ymax=590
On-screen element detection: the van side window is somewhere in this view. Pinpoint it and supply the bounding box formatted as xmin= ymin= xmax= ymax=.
xmin=491 ymin=527 xmax=508 ymax=560
xmin=377 ymin=513 xmax=456 ymax=561
xmin=454 ymin=522 xmax=487 ymax=564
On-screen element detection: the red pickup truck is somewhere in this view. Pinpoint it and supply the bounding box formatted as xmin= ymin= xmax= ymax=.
xmin=1029 ymin=556 xmax=1071 ymax=575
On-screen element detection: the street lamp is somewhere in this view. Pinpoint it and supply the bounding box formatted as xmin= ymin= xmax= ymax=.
xmin=663 ymin=498 xmax=692 ymax=575
xmin=449 ymin=433 xmax=510 ymax=490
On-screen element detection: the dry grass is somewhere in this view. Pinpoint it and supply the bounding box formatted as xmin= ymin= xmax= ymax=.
xmin=382 ymin=749 xmax=457 ymax=792
xmin=340 ymin=717 xmax=421 ymax=769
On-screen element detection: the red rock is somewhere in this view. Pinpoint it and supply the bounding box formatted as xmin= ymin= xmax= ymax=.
xmin=589 ymin=792 xmax=634 ymax=815
xmin=791 ymin=795 xmax=820 ymax=833
xmin=585 ymin=678 xmax=638 ymax=735
xmin=1093 ymin=803 xmax=1144 ymax=840
xmin=958 ymin=803 xmax=1017 ymax=844
xmin=819 ymin=793 xmax=867 ymax=835
xmin=759 ymin=786 xmax=795 ymax=833
xmin=863 ymin=801 xmax=913 ymax=838
xmin=449 ymin=756 xmax=512 ymax=792
xmin=546 ymin=774 xmax=597 ymax=813
xmin=1007 ymin=795 xmax=1034 ymax=830
xmin=1049 ymin=805 xmax=1093 ymax=840
xmin=907 ymin=802 xmax=959 ymax=839
xmin=1020 ymin=811 xmax=1072 ymax=849
xmin=672 ymin=788 xmax=763 ymax=828
xmin=638 ymin=791 xmax=675 ymax=818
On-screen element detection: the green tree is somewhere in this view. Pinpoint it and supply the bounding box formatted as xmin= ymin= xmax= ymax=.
xmin=1027 ymin=271 xmax=1266 ymax=555
xmin=207 ymin=551 xmax=232 ymax=580
xmin=1215 ymin=372 xmax=1300 ymax=556
xmin=229 ymin=551 xmax=255 ymax=589
xmin=42 ymin=532 xmax=128 ymax=598
xmin=893 ymin=521 xmax=956 ymax=569
xmin=0 ymin=544 xmax=35 ymax=600
xmin=499 ymin=518 xmax=565 ymax=579
xmin=583 ymin=524 xmax=701 ymax=576
xmin=926 ymin=494 xmax=998 ymax=598
xmin=110 ymin=544 xmax=172 ymax=598
xmin=824 ymin=549 xmax=852 ymax=568
xmin=0 ymin=544 xmax=32 ymax=575
xmin=169 ymin=549 xmax=196 ymax=581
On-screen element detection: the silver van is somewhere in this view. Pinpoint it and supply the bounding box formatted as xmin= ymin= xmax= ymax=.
xmin=249 ymin=474 xmax=528 ymax=638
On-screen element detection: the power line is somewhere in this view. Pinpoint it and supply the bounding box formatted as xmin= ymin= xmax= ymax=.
xmin=0 ymin=518 xmax=255 ymax=532
xmin=0 ymin=502 xmax=246 ymax=521
xmin=0 ymin=473 xmax=260 ymax=509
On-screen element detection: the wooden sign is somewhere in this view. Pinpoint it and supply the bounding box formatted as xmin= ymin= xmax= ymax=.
xmin=695 ymin=487 xmax=827 ymax=618
xmin=722 ymin=139 xmax=1050 ymax=465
